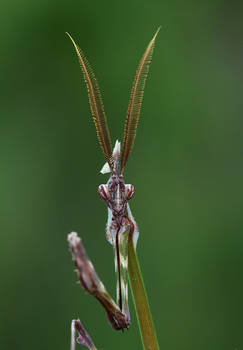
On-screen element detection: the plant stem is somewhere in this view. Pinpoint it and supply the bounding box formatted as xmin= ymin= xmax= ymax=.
xmin=128 ymin=234 xmax=160 ymax=350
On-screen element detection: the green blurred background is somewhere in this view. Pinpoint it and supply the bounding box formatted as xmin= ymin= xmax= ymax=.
xmin=0 ymin=0 xmax=242 ymax=349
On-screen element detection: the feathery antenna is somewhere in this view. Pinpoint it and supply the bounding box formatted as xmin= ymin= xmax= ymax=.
xmin=121 ymin=27 xmax=160 ymax=171
xmin=66 ymin=32 xmax=113 ymax=168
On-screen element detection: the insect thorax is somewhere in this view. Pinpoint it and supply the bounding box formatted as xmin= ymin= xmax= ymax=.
xmin=98 ymin=174 xmax=134 ymax=221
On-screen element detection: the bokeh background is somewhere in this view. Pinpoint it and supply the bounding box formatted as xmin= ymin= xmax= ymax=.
xmin=0 ymin=1 xmax=242 ymax=349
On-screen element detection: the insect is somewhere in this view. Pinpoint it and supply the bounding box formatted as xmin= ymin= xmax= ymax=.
xmin=67 ymin=28 xmax=160 ymax=332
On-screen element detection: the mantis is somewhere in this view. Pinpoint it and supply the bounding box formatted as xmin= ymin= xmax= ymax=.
xmin=67 ymin=28 xmax=160 ymax=348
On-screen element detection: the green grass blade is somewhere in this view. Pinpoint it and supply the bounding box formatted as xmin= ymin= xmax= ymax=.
xmin=128 ymin=234 xmax=160 ymax=350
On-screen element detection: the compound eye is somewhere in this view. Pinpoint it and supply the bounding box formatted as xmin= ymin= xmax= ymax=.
xmin=98 ymin=185 xmax=110 ymax=201
xmin=125 ymin=184 xmax=134 ymax=200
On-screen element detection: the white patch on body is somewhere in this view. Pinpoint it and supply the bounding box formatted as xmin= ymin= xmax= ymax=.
xmin=100 ymin=162 xmax=110 ymax=174
xmin=127 ymin=203 xmax=139 ymax=247
xmin=112 ymin=140 xmax=120 ymax=159
xmin=106 ymin=208 xmax=113 ymax=244
xmin=100 ymin=140 xmax=121 ymax=174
